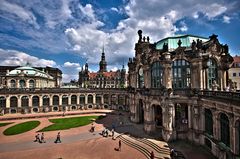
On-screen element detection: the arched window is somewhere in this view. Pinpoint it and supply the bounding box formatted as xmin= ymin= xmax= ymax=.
xmin=19 ymin=79 xmax=26 ymax=88
xmin=71 ymin=95 xmax=77 ymax=105
xmin=207 ymin=58 xmax=218 ymax=89
xmin=53 ymin=95 xmax=59 ymax=106
xmin=29 ymin=80 xmax=35 ymax=88
xmin=151 ymin=62 xmax=163 ymax=88
xmin=32 ymin=96 xmax=39 ymax=107
xmin=0 ymin=96 xmax=6 ymax=108
xmin=172 ymin=59 xmax=190 ymax=89
xmin=80 ymin=95 xmax=85 ymax=104
xmin=138 ymin=67 xmax=144 ymax=88
xmin=96 ymin=95 xmax=101 ymax=104
xmin=62 ymin=95 xmax=68 ymax=105
xmin=88 ymin=95 xmax=93 ymax=104
xmin=10 ymin=96 xmax=18 ymax=107
xmin=220 ymin=113 xmax=230 ymax=147
xmin=21 ymin=96 xmax=29 ymax=107
xmin=205 ymin=109 xmax=213 ymax=135
xmin=10 ymin=79 xmax=16 ymax=88
xmin=42 ymin=95 xmax=49 ymax=106
xmin=103 ymin=94 xmax=109 ymax=104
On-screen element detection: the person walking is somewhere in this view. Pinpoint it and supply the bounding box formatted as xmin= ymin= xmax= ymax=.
xmin=111 ymin=129 xmax=115 ymax=139
xmin=150 ymin=151 xmax=155 ymax=159
xmin=118 ymin=139 xmax=122 ymax=151
xmin=55 ymin=132 xmax=61 ymax=143
xmin=40 ymin=133 xmax=45 ymax=143
xmin=34 ymin=133 xmax=40 ymax=142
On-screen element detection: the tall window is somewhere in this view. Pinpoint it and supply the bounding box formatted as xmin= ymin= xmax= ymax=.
xmin=207 ymin=59 xmax=218 ymax=89
xmin=0 ymin=97 xmax=6 ymax=108
xmin=151 ymin=62 xmax=163 ymax=88
xmin=138 ymin=67 xmax=144 ymax=88
xmin=29 ymin=80 xmax=35 ymax=88
xmin=10 ymin=79 xmax=16 ymax=88
xmin=19 ymin=80 xmax=26 ymax=88
xmin=172 ymin=59 xmax=190 ymax=89
xmin=220 ymin=113 xmax=230 ymax=147
xmin=205 ymin=109 xmax=213 ymax=135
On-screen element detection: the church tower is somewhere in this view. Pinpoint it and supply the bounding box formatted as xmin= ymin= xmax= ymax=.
xmin=99 ymin=46 xmax=107 ymax=72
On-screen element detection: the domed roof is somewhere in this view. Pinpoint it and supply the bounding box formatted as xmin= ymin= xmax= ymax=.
xmin=8 ymin=66 xmax=54 ymax=79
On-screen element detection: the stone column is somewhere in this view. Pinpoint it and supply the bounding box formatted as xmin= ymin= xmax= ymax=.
xmin=17 ymin=96 xmax=21 ymax=108
xmin=143 ymin=66 xmax=150 ymax=88
xmin=144 ymin=101 xmax=155 ymax=133
xmin=101 ymin=95 xmax=104 ymax=105
xmin=49 ymin=95 xmax=53 ymax=106
xmin=93 ymin=94 xmax=96 ymax=105
xmin=85 ymin=94 xmax=88 ymax=105
xmin=162 ymin=99 xmax=176 ymax=141
xmin=6 ymin=96 xmax=10 ymax=108
xmin=39 ymin=95 xmax=42 ymax=107
xmin=29 ymin=95 xmax=32 ymax=107
xmin=59 ymin=95 xmax=62 ymax=106
xmin=76 ymin=94 xmax=80 ymax=105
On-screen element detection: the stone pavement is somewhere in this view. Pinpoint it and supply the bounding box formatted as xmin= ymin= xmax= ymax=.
xmin=0 ymin=110 xmax=216 ymax=159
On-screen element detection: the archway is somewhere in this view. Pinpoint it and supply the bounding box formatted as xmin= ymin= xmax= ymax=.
xmin=220 ymin=113 xmax=230 ymax=147
xmin=138 ymin=99 xmax=144 ymax=124
xmin=175 ymin=103 xmax=188 ymax=131
xmin=235 ymin=120 xmax=240 ymax=155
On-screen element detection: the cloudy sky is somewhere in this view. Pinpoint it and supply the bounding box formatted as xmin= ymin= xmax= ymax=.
xmin=0 ymin=0 xmax=240 ymax=82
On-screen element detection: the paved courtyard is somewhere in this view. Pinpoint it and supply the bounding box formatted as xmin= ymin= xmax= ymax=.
xmin=0 ymin=110 xmax=216 ymax=159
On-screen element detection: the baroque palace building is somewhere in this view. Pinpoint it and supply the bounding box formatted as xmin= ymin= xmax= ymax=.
xmin=0 ymin=31 xmax=239 ymax=159
xmin=78 ymin=48 xmax=127 ymax=88
xmin=127 ymin=30 xmax=239 ymax=159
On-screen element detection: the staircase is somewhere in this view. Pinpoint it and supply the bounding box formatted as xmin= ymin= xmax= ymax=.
xmin=117 ymin=134 xmax=170 ymax=159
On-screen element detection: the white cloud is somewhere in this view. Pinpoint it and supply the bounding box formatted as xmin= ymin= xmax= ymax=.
xmin=0 ymin=48 xmax=56 ymax=67
xmin=111 ymin=7 xmax=119 ymax=12
xmin=63 ymin=62 xmax=80 ymax=67
xmin=0 ymin=0 xmax=39 ymax=28
xmin=203 ymin=3 xmax=227 ymax=19
xmin=223 ymin=15 xmax=231 ymax=23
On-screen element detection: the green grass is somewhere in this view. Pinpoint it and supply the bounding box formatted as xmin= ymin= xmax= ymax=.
xmin=3 ymin=121 xmax=40 ymax=136
xmin=0 ymin=122 xmax=13 ymax=127
xmin=39 ymin=115 xmax=104 ymax=132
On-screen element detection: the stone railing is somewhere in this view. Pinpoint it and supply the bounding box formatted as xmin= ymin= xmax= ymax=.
xmin=198 ymin=90 xmax=240 ymax=104
xmin=0 ymin=87 xmax=128 ymax=95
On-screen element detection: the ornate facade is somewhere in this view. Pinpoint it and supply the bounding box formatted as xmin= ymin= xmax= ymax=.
xmin=78 ymin=48 xmax=127 ymax=88
xmin=0 ymin=66 xmax=62 ymax=88
xmin=128 ymin=30 xmax=239 ymax=158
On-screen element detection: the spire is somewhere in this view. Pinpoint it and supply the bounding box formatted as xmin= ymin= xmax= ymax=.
xmin=99 ymin=45 xmax=107 ymax=72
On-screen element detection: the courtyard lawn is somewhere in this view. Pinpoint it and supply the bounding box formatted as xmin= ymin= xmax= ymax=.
xmin=39 ymin=115 xmax=104 ymax=132
xmin=3 ymin=121 xmax=40 ymax=136
xmin=0 ymin=122 xmax=13 ymax=127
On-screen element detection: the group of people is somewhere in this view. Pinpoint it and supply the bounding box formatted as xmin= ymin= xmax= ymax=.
xmin=34 ymin=133 xmax=45 ymax=143
xmin=34 ymin=132 xmax=61 ymax=144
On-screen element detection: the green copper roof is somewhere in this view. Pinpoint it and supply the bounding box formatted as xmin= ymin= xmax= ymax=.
xmin=8 ymin=66 xmax=54 ymax=79
xmin=156 ymin=34 xmax=209 ymax=51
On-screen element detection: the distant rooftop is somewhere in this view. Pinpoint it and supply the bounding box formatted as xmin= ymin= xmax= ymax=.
xmin=156 ymin=34 xmax=209 ymax=51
